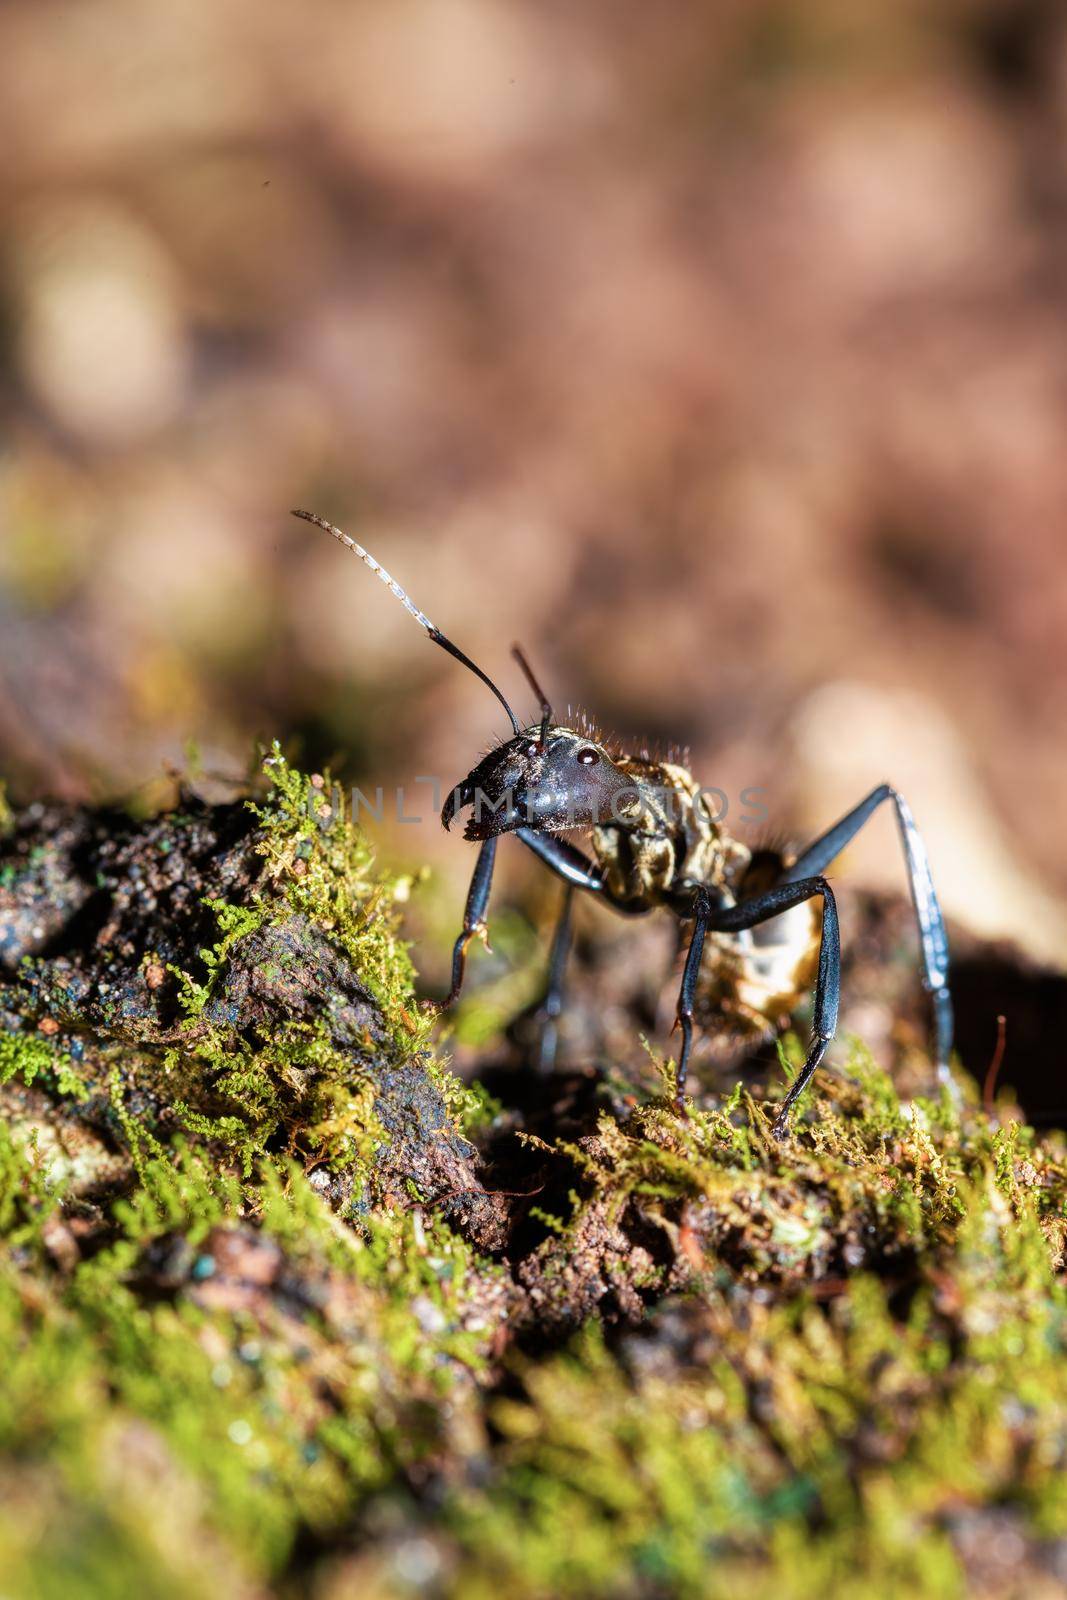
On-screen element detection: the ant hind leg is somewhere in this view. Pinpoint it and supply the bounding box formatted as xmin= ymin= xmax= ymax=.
xmin=780 ymin=785 xmax=953 ymax=1088
xmin=711 ymin=877 xmax=841 ymax=1136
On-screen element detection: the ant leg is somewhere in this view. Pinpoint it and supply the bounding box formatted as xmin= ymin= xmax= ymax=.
xmin=536 ymin=886 xmax=575 ymax=1073
xmin=672 ymin=889 xmax=713 ymax=1110
xmin=514 ymin=833 xmax=614 ymax=1069
xmin=780 ymin=785 xmax=953 ymax=1082
xmin=431 ymin=838 xmax=497 ymax=1012
xmin=434 ymin=833 xmax=596 ymax=1019
xmin=712 ymin=878 xmax=840 ymax=1137
xmin=515 ymin=828 xmax=605 ymax=893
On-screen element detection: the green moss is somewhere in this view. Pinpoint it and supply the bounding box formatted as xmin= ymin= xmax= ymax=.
xmin=3 ymin=758 xmax=1067 ymax=1598
xmin=533 ymin=1051 xmax=1066 ymax=1290
xmin=163 ymin=1017 xmax=388 ymax=1181
xmin=111 ymin=747 xmax=447 ymax=1186
xmin=168 ymin=899 xmax=267 ymax=1017
xmin=448 ymin=1269 xmax=1048 ymax=1596
xmin=249 ymin=745 xmax=429 ymax=1052
xmin=0 ymin=1138 xmax=502 ymax=1594
xmin=0 ymin=1121 xmax=60 ymax=1251
xmin=0 ymin=1031 xmax=88 ymax=1104
xmin=442 ymin=1115 xmax=1067 ymax=1600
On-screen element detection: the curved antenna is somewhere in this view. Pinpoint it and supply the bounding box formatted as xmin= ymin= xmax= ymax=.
xmin=293 ymin=509 xmax=521 ymax=735
xmin=511 ymin=643 xmax=552 ymax=747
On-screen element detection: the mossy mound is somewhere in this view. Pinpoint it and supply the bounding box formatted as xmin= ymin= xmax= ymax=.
xmin=0 ymin=755 xmax=1064 ymax=1599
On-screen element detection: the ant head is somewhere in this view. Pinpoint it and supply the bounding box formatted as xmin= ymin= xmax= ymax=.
xmin=291 ymin=516 xmax=635 ymax=841
xmin=442 ymin=727 xmax=637 ymax=840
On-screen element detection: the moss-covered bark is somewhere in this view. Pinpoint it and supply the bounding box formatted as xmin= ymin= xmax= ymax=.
xmin=1 ymin=754 xmax=1065 ymax=1599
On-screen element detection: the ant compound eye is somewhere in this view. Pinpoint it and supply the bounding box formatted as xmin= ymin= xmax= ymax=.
xmin=522 ymin=740 xmax=539 ymax=757
xmin=576 ymin=746 xmax=599 ymax=765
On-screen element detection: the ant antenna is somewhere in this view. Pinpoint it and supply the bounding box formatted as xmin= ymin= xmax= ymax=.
xmin=511 ymin=644 xmax=553 ymax=746
xmin=293 ymin=510 xmax=521 ymax=735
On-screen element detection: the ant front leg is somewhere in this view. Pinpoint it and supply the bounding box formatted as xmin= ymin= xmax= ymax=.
xmin=780 ymin=785 xmax=953 ymax=1085
xmin=515 ymin=828 xmax=606 ymax=893
xmin=712 ymin=877 xmax=840 ymax=1138
xmin=431 ymin=837 xmax=497 ymax=1012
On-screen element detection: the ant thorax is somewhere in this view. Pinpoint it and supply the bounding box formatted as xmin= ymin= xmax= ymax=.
xmin=591 ymin=754 xmax=749 ymax=909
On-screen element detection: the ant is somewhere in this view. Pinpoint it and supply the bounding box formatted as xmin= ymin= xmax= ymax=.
xmin=294 ymin=509 xmax=953 ymax=1137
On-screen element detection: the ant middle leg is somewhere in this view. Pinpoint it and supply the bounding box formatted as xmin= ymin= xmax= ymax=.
xmin=513 ymin=831 xmax=607 ymax=1072
xmin=711 ymin=877 xmax=840 ymax=1136
xmin=672 ymin=888 xmax=714 ymax=1112
xmin=535 ymin=885 xmax=575 ymax=1074
xmin=780 ymin=785 xmax=953 ymax=1083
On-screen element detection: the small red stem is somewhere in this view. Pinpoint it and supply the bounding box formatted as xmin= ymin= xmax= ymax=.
xmin=983 ymin=1014 xmax=1007 ymax=1114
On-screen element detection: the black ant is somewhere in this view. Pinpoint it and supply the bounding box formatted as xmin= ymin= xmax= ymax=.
xmin=294 ymin=509 xmax=953 ymax=1137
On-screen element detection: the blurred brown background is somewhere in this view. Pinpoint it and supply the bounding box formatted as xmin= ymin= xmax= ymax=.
xmin=2 ymin=0 xmax=1066 ymax=972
